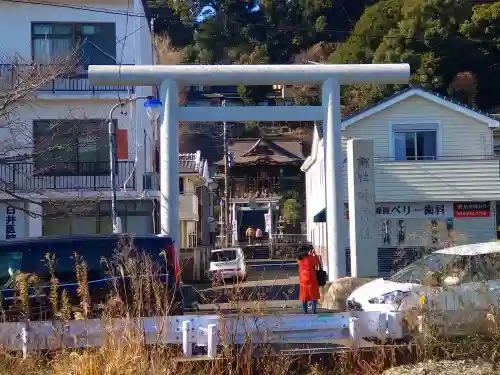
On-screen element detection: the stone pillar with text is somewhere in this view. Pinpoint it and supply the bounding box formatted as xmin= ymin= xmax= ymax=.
xmin=347 ymin=139 xmax=378 ymax=277
xmin=231 ymin=203 xmax=238 ymax=246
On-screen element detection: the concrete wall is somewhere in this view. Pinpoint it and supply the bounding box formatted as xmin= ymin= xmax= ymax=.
xmin=0 ymin=0 xmax=146 ymax=65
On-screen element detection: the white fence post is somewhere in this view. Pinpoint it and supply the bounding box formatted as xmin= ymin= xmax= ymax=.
xmin=417 ymin=315 xmax=424 ymax=333
xmin=377 ymin=312 xmax=387 ymax=343
xmin=207 ymin=324 xmax=218 ymax=358
xmin=348 ymin=317 xmax=360 ymax=349
xmin=21 ymin=322 xmax=29 ymax=359
xmin=182 ymin=320 xmax=193 ymax=356
xmin=387 ymin=312 xmax=404 ymax=339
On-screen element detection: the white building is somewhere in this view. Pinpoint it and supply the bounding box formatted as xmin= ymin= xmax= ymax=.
xmin=177 ymin=151 xmax=215 ymax=249
xmin=0 ymin=0 xmax=158 ymax=238
xmin=302 ymin=87 xmax=500 ymax=276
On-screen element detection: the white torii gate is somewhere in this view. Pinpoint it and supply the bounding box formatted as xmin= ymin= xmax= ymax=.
xmin=89 ymin=64 xmax=410 ymax=281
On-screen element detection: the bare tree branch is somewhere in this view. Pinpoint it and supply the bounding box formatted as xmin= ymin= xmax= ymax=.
xmin=0 ymin=53 xmax=118 ymax=226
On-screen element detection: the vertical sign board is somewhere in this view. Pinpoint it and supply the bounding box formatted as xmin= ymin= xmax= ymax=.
xmin=5 ymin=204 xmax=17 ymax=239
xmin=347 ymin=139 xmax=378 ymax=277
xmin=232 ymin=220 xmax=238 ymax=245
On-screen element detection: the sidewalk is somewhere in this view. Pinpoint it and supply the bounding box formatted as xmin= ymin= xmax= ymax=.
xmin=198 ymin=299 xmax=330 ymax=313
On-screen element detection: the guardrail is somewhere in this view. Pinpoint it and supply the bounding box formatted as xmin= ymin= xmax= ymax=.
xmin=0 ymin=311 xmax=407 ymax=359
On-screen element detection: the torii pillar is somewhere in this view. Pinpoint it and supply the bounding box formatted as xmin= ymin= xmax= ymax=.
xmin=89 ymin=64 xmax=410 ymax=281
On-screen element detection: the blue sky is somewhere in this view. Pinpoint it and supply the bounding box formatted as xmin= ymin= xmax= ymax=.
xmin=196 ymin=2 xmax=260 ymax=22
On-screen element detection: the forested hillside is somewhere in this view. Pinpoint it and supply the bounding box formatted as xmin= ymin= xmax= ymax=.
xmin=149 ymin=0 xmax=500 ymax=114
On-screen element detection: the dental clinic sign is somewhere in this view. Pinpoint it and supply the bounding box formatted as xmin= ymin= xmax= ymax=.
xmin=453 ymin=202 xmax=491 ymax=218
xmin=375 ymin=202 xmax=453 ymax=219
xmin=345 ymin=202 xmax=453 ymax=220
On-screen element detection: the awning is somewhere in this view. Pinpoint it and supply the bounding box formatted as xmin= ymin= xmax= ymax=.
xmin=313 ymin=208 xmax=326 ymax=223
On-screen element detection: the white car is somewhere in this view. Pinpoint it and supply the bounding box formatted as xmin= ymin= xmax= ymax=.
xmin=209 ymin=247 xmax=247 ymax=280
xmin=347 ymin=241 xmax=500 ymax=320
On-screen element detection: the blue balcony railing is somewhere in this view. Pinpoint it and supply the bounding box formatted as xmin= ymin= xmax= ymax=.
xmin=0 ymin=64 xmax=132 ymax=93
xmin=0 ymin=161 xmax=136 ymax=191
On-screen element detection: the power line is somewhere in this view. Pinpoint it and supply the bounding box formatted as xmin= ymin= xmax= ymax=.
xmin=3 ymin=0 xmax=500 ymax=47
xmin=1 ymin=0 xmax=146 ymax=17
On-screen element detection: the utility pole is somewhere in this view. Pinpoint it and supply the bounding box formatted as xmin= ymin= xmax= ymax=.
xmin=108 ymin=96 xmax=161 ymax=234
xmin=222 ymin=99 xmax=230 ymax=247
xmin=108 ymin=116 xmax=119 ymax=233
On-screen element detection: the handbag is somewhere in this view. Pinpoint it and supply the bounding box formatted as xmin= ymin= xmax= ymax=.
xmin=316 ymin=262 xmax=328 ymax=287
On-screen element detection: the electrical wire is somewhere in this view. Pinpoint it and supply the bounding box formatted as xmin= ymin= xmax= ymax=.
xmin=116 ymin=0 xmax=133 ymax=106
xmin=121 ymin=10 xmax=158 ymax=198
xmin=2 ymin=0 xmax=146 ymax=17
xmin=3 ymin=0 xmax=500 ymax=46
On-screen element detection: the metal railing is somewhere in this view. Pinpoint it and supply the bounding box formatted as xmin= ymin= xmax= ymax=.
xmin=1 ymin=311 xmax=408 ymax=358
xmin=0 ymin=161 xmax=136 ymax=191
xmin=271 ymin=233 xmax=308 ymax=244
xmin=230 ymin=176 xmax=302 ymax=199
xmin=0 ymin=64 xmax=132 ymax=93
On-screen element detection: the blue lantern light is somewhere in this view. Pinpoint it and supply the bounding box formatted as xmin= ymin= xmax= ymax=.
xmin=144 ymin=97 xmax=162 ymax=121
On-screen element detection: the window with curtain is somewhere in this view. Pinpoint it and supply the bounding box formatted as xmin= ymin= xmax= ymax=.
xmin=32 ymin=24 xmax=74 ymax=64
xmin=33 ymin=119 xmax=110 ymax=175
xmin=32 ymin=22 xmax=116 ymax=68
xmin=393 ymin=130 xmax=437 ymax=160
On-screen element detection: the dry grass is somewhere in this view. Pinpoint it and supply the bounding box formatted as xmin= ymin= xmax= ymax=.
xmin=154 ymin=35 xmax=183 ymax=66
xmin=1 ymin=233 xmax=500 ymax=374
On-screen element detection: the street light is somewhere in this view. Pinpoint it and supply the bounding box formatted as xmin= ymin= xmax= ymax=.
xmin=144 ymin=98 xmax=162 ymax=121
xmin=108 ymin=96 xmax=163 ymax=233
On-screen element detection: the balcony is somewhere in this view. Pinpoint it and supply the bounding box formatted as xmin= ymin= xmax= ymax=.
xmin=0 ymin=64 xmax=132 ymax=94
xmin=342 ymin=155 xmax=500 ymax=201
xmin=0 ymin=161 xmax=136 ymax=192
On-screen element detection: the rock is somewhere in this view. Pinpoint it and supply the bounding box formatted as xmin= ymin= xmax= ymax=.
xmin=319 ymin=277 xmax=376 ymax=310
xmin=382 ymin=360 xmax=496 ymax=375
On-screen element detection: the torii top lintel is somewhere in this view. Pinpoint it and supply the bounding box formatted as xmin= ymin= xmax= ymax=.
xmin=88 ymin=64 xmax=410 ymax=87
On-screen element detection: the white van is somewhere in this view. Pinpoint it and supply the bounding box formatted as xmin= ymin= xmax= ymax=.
xmin=209 ymin=247 xmax=247 ymax=280
xmin=347 ymin=241 xmax=500 ymax=314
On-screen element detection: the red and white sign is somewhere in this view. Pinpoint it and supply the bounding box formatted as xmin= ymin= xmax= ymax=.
xmin=264 ymin=213 xmax=271 ymax=233
xmin=453 ymin=202 xmax=491 ymax=218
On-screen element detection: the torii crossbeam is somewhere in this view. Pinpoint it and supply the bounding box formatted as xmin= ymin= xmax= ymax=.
xmin=89 ymin=63 xmax=410 ymax=281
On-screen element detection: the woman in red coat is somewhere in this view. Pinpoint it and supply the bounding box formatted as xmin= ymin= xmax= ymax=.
xmin=297 ymin=245 xmax=321 ymax=314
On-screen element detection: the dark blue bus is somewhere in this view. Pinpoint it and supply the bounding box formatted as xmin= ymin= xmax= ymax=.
xmin=0 ymin=234 xmax=183 ymax=320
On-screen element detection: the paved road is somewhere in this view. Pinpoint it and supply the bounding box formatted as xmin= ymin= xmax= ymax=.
xmin=183 ymin=260 xmax=303 ymax=311
xmin=191 ymin=279 xmax=299 ymax=305
xmin=196 ymin=299 xmax=332 ymax=315
xmin=245 ymin=259 xmax=298 ymax=281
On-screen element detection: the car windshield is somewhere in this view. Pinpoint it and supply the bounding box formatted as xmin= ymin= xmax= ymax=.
xmin=389 ymin=252 xmax=460 ymax=284
xmin=210 ymin=250 xmax=237 ymax=262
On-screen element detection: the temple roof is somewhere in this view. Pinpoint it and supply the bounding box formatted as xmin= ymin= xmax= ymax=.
xmin=214 ymin=137 xmax=305 ymax=166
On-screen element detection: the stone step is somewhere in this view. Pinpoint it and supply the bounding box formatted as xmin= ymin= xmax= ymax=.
xmin=243 ymin=245 xmax=270 ymax=259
